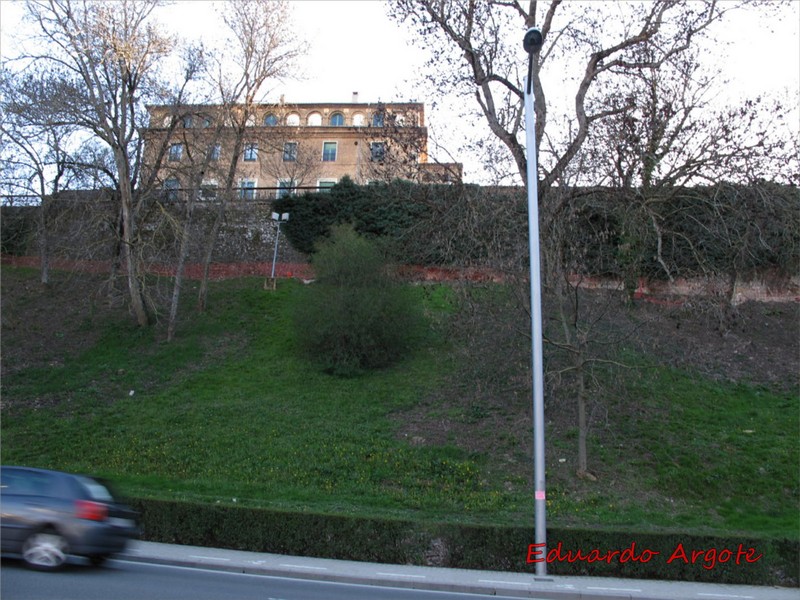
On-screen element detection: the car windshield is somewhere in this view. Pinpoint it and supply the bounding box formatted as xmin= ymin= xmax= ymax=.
xmin=76 ymin=476 xmax=114 ymax=502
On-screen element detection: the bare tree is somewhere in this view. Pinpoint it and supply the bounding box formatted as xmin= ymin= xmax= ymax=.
xmin=20 ymin=0 xmax=175 ymax=326
xmin=388 ymin=0 xmax=784 ymax=476
xmin=359 ymin=105 xmax=430 ymax=183
xmin=575 ymin=34 xmax=798 ymax=306
xmin=389 ymin=0 xmax=766 ymax=188
xmin=260 ymin=137 xmax=321 ymax=190
xmin=163 ymin=114 xmax=212 ymax=342
xmin=582 ymin=42 xmax=796 ymax=191
xmin=195 ymin=0 xmax=305 ymax=312
xmin=0 ymin=69 xmax=79 ymax=284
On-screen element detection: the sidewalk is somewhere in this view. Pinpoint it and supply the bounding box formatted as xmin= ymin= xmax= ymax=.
xmin=119 ymin=541 xmax=798 ymax=600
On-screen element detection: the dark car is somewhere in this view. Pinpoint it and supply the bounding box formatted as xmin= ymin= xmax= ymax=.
xmin=0 ymin=466 xmax=139 ymax=570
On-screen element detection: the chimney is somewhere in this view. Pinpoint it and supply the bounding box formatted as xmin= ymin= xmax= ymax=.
xmin=352 ymin=91 xmax=359 ymax=103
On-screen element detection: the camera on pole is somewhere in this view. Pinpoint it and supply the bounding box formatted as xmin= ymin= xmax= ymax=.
xmin=523 ymin=27 xmax=543 ymax=54
xmin=524 ymin=27 xmax=543 ymax=95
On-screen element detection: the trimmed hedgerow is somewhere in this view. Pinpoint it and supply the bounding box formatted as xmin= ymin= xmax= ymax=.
xmin=130 ymin=497 xmax=798 ymax=586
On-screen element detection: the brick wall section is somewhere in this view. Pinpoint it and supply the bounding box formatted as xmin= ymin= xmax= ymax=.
xmin=4 ymin=255 xmax=797 ymax=303
xmin=0 ymin=255 xmax=314 ymax=282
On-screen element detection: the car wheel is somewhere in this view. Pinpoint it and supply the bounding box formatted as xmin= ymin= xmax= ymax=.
xmin=22 ymin=529 xmax=69 ymax=571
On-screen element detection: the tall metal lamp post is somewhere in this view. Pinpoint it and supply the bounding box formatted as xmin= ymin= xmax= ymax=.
xmin=268 ymin=211 xmax=290 ymax=289
xmin=523 ymin=26 xmax=548 ymax=578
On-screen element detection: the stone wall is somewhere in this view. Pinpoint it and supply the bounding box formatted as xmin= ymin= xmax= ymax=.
xmin=1 ymin=200 xmax=306 ymax=266
xmin=3 ymin=200 xmax=798 ymax=302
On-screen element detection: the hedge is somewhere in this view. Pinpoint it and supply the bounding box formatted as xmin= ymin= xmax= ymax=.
xmin=129 ymin=498 xmax=798 ymax=587
xmin=5 ymin=181 xmax=798 ymax=282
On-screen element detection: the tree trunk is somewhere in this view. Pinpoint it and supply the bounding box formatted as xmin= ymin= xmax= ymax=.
xmin=198 ymin=130 xmax=243 ymax=313
xmin=576 ymin=359 xmax=588 ymax=474
xmin=117 ymin=156 xmax=149 ymax=327
xmin=167 ymin=192 xmax=195 ymax=341
xmin=37 ymin=196 xmax=50 ymax=286
xmin=196 ymin=197 xmax=225 ymax=313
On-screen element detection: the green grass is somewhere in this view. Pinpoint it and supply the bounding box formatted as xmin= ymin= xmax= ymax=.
xmin=1 ymin=269 xmax=797 ymax=538
xmin=541 ymin=365 xmax=799 ymax=538
xmin=2 ymin=277 xmax=512 ymax=522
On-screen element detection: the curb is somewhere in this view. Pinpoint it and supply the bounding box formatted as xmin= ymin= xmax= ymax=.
xmin=116 ymin=542 xmax=799 ymax=600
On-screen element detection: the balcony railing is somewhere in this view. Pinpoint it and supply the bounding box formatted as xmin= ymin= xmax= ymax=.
xmin=162 ymin=185 xmax=331 ymax=202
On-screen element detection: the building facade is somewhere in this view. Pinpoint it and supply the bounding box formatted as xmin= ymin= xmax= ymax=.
xmin=144 ymin=98 xmax=461 ymax=201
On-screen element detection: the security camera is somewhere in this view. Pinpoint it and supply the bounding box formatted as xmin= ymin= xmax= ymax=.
xmin=523 ymin=27 xmax=543 ymax=54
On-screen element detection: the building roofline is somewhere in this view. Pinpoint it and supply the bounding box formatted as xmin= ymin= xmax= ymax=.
xmin=146 ymin=102 xmax=424 ymax=111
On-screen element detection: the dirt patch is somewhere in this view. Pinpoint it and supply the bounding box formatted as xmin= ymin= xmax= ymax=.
xmin=394 ymin=288 xmax=799 ymax=489
xmin=1 ymin=269 xmax=119 ymax=378
xmin=620 ymin=296 xmax=799 ymax=392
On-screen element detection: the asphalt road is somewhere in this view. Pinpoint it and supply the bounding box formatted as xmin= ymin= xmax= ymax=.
xmin=0 ymin=559 xmax=529 ymax=600
xmin=3 ymin=541 xmax=797 ymax=600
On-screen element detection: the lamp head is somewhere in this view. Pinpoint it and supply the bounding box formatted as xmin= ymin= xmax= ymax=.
xmin=523 ymin=27 xmax=543 ymax=54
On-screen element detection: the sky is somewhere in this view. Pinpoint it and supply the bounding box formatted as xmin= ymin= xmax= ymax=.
xmin=155 ymin=1 xmax=428 ymax=106
xmin=1 ymin=0 xmax=798 ymax=183
xmin=0 ymin=1 xmax=427 ymax=104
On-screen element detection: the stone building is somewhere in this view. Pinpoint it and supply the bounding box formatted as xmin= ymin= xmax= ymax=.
xmin=143 ymin=95 xmax=462 ymax=201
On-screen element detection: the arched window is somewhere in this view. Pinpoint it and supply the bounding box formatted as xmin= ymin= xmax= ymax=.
xmin=264 ymin=113 xmax=278 ymax=126
xmin=329 ymin=112 xmax=344 ymax=126
xmin=352 ymin=113 xmax=365 ymax=127
xmin=372 ymin=112 xmax=384 ymax=127
xmin=286 ymin=113 xmax=300 ymax=126
xmin=246 ymin=115 xmax=256 ymax=127
xmin=307 ymin=112 xmax=322 ymax=126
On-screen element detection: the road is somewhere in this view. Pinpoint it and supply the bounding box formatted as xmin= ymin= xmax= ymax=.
xmin=3 ymin=541 xmax=797 ymax=600
xmin=0 ymin=559 xmax=528 ymax=600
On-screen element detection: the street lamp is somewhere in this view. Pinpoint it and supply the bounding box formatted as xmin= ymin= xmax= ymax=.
xmin=268 ymin=211 xmax=290 ymax=289
xmin=523 ymin=26 xmax=548 ymax=579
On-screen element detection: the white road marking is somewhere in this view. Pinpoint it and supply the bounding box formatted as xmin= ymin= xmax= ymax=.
xmin=697 ymin=594 xmax=755 ymax=599
xmin=588 ymin=586 xmax=643 ymax=592
xmin=189 ymin=555 xmax=231 ymax=561
xmin=279 ymin=564 xmax=328 ymax=570
xmin=478 ymin=579 xmax=528 ymax=586
xmin=375 ymin=572 xmax=427 ymax=579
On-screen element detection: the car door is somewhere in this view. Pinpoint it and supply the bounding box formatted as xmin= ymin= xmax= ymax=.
xmin=0 ymin=468 xmax=67 ymax=550
xmin=1 ymin=468 xmax=39 ymax=549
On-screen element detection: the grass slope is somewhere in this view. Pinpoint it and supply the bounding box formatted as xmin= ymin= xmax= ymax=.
xmin=1 ymin=268 xmax=797 ymax=539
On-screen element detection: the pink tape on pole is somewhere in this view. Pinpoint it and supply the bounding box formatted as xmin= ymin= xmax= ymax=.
xmin=535 ymin=491 xmax=546 ymax=500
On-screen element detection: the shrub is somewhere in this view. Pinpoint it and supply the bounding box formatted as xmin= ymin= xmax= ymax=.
xmin=293 ymin=224 xmax=424 ymax=376
xmin=130 ymin=497 xmax=799 ymax=586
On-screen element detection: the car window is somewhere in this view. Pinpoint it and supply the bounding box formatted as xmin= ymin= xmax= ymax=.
xmin=0 ymin=469 xmax=57 ymax=496
xmin=0 ymin=470 xmax=24 ymax=493
xmin=75 ymin=476 xmax=114 ymax=502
